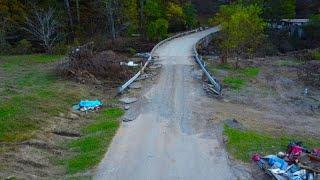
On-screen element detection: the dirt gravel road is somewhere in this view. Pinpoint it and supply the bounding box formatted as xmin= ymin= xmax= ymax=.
xmin=94 ymin=27 xmax=235 ymax=180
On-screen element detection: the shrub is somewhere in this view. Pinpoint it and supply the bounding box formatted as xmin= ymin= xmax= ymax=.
xmin=147 ymin=18 xmax=169 ymax=41
xmin=0 ymin=30 xmax=12 ymax=55
xmin=183 ymin=3 xmax=197 ymax=30
xmin=214 ymin=4 xmax=266 ymax=62
xmin=147 ymin=23 xmax=158 ymax=40
xmin=224 ymin=77 xmax=246 ymax=90
xmin=127 ymin=47 xmax=136 ymax=55
xmin=256 ymin=38 xmax=279 ymax=56
xmin=13 ymin=39 xmax=33 ymax=54
xmin=52 ymin=43 xmax=69 ymax=55
xmin=240 ymin=67 xmax=260 ymax=78
xmin=156 ymin=19 xmax=169 ymax=39
xmin=303 ymin=14 xmax=320 ymax=46
xmin=0 ymin=41 xmax=11 ymax=55
xmin=166 ymin=2 xmax=186 ymax=31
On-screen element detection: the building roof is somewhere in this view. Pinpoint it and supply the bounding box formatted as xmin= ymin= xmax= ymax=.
xmin=281 ymin=19 xmax=310 ymax=23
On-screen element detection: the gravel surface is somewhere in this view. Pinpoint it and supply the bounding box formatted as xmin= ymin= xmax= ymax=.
xmin=94 ymin=28 xmax=236 ymax=180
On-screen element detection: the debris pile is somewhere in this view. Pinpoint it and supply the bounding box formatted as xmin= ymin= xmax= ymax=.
xmin=135 ymin=52 xmax=151 ymax=59
xmin=203 ymin=83 xmax=216 ymax=95
xmin=290 ymin=49 xmax=315 ymax=62
xmin=57 ymin=42 xmax=136 ymax=84
xmin=253 ymin=141 xmax=320 ymax=179
xmin=73 ymin=100 xmax=103 ymax=113
xmin=203 ymin=83 xmax=221 ymax=96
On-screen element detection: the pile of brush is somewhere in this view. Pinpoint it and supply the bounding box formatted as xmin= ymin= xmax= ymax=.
xmin=57 ymin=42 xmax=135 ymax=84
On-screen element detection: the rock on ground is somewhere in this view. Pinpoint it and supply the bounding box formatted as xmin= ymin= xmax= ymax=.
xmin=129 ymin=82 xmax=142 ymax=89
xmin=119 ymin=97 xmax=138 ymax=104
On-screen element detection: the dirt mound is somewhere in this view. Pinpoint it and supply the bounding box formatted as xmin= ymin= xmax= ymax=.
xmin=57 ymin=42 xmax=135 ymax=84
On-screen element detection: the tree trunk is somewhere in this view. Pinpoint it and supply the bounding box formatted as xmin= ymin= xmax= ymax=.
xmin=64 ymin=0 xmax=74 ymax=40
xmin=76 ymin=0 xmax=80 ymax=24
xmin=106 ymin=0 xmax=116 ymax=40
xmin=138 ymin=0 xmax=145 ymax=37
xmin=220 ymin=53 xmax=227 ymax=64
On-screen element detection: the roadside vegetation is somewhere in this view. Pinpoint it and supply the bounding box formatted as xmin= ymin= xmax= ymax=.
xmin=206 ymin=0 xmax=320 ymax=165
xmin=206 ymin=62 xmax=260 ymax=90
xmin=65 ymin=108 xmax=123 ymax=174
xmin=0 ymin=54 xmax=123 ymax=177
xmin=224 ymin=125 xmax=320 ymax=162
xmin=1 ymin=0 xmax=320 ymax=178
xmin=224 ymin=67 xmax=260 ymax=90
xmin=0 ymin=54 xmax=67 ymax=142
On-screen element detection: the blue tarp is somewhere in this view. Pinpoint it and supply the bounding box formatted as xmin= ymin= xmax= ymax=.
xmin=264 ymin=155 xmax=288 ymax=170
xmin=79 ymin=100 xmax=102 ymax=108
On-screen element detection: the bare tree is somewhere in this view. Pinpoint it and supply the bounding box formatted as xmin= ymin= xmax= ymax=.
xmin=64 ymin=0 xmax=74 ymax=27
xmin=24 ymin=8 xmax=59 ymax=53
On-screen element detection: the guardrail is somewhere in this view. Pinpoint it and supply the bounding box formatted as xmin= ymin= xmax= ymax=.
xmin=117 ymin=29 xmax=200 ymax=93
xmin=118 ymin=27 xmax=222 ymax=95
xmin=193 ymin=28 xmax=222 ymax=95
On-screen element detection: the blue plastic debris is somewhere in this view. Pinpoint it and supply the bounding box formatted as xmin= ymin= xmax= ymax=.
xmin=79 ymin=100 xmax=102 ymax=108
xmin=73 ymin=100 xmax=103 ymax=112
xmin=264 ymin=155 xmax=288 ymax=170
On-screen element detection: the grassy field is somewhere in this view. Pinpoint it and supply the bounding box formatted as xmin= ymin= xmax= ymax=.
xmin=65 ymin=108 xmax=123 ymax=174
xmin=0 ymin=54 xmax=122 ymax=176
xmin=205 ymin=61 xmax=260 ymax=90
xmin=213 ymin=63 xmax=260 ymax=90
xmin=0 ymin=54 xmax=63 ymax=72
xmin=224 ymin=125 xmax=320 ymax=162
xmin=0 ymin=54 xmax=73 ymax=142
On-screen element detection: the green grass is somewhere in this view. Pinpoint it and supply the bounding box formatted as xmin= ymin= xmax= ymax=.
xmin=0 ymin=54 xmax=62 ymax=71
xmin=0 ymin=54 xmax=121 ymax=175
xmin=0 ymin=95 xmax=38 ymax=142
xmin=216 ymin=63 xmax=233 ymax=70
xmin=238 ymin=67 xmax=260 ymax=78
xmin=66 ymin=108 xmax=124 ymax=174
xmin=224 ymin=125 xmax=320 ymax=162
xmin=0 ymin=54 xmax=87 ymax=142
xmin=223 ymin=77 xmax=246 ymax=90
xmin=205 ymin=62 xmax=260 ymax=91
xmin=0 ymin=85 xmax=88 ymax=142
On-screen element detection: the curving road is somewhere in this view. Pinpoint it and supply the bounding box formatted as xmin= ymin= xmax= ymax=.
xmin=94 ymin=27 xmax=235 ymax=180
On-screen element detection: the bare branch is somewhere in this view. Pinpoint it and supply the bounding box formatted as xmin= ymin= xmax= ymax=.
xmin=24 ymin=7 xmax=59 ymax=53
